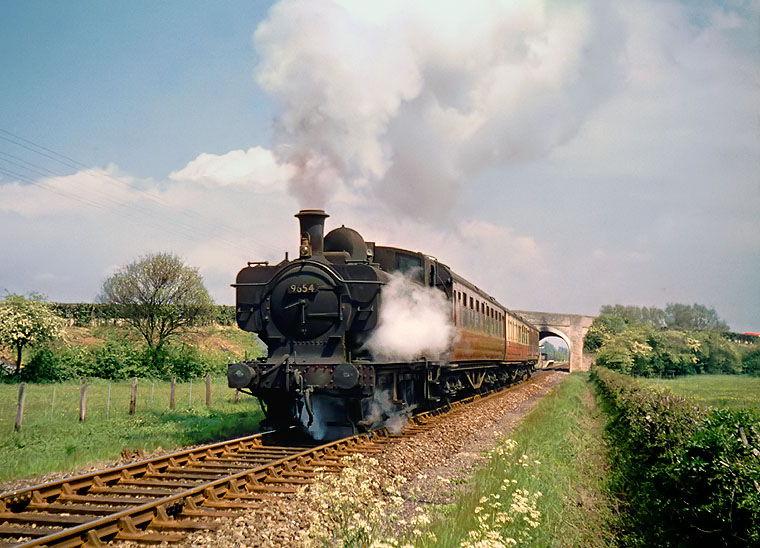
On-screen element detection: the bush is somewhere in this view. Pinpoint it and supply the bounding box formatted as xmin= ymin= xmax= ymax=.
xmin=592 ymin=368 xmax=760 ymax=547
xmin=13 ymin=336 xmax=233 ymax=382
xmin=22 ymin=347 xmax=76 ymax=382
xmin=152 ymin=344 xmax=217 ymax=381
xmin=90 ymin=341 xmax=153 ymax=379
xmin=742 ymin=348 xmax=760 ymax=377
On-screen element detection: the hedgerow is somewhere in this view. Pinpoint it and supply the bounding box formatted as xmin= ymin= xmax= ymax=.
xmin=592 ymin=367 xmax=760 ymax=547
xmin=20 ymin=340 xmax=224 ymax=382
xmin=50 ymin=303 xmax=236 ymax=326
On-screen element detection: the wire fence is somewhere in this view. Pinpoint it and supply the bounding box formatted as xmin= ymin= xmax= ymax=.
xmin=1 ymin=375 xmax=247 ymax=431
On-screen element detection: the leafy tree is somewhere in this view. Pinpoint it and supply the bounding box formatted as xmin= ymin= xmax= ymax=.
xmin=583 ymin=312 xmax=630 ymax=352
xmin=99 ymin=253 xmax=214 ymax=358
xmin=664 ymin=303 xmax=729 ymax=332
xmin=0 ymin=293 xmax=64 ymax=375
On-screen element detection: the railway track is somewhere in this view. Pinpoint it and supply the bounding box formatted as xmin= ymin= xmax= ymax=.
xmin=0 ymin=377 xmax=535 ymax=548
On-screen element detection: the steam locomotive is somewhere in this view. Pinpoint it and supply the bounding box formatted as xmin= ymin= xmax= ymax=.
xmin=228 ymin=210 xmax=539 ymax=438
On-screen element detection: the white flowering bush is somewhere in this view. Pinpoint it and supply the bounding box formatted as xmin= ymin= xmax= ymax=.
xmin=297 ymin=454 xmax=434 ymax=547
xmin=0 ymin=293 xmax=63 ymax=375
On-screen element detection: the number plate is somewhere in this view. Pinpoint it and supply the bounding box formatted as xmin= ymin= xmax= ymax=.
xmin=288 ymin=283 xmax=318 ymax=294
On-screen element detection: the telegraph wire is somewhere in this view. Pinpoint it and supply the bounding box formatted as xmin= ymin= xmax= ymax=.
xmin=0 ymin=160 xmax=280 ymax=261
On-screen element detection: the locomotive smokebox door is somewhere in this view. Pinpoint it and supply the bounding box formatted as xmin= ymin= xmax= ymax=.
xmin=270 ymin=267 xmax=340 ymax=340
xmin=334 ymin=363 xmax=360 ymax=389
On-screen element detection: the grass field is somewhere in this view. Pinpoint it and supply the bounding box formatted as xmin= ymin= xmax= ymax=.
xmin=0 ymin=377 xmax=264 ymax=483
xmin=641 ymin=374 xmax=760 ymax=409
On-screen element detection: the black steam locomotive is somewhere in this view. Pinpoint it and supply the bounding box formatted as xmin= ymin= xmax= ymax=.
xmin=228 ymin=210 xmax=539 ymax=438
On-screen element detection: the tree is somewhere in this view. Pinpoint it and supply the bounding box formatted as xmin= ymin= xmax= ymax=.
xmin=99 ymin=253 xmax=214 ymax=356
xmin=664 ymin=303 xmax=729 ymax=332
xmin=0 ymin=293 xmax=64 ymax=375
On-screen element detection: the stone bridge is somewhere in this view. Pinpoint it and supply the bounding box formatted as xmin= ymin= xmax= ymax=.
xmin=514 ymin=311 xmax=596 ymax=372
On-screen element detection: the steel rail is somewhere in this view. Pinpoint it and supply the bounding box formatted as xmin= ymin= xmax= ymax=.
xmin=0 ymin=431 xmax=282 ymax=509
xmin=2 ymin=433 xmax=379 ymax=547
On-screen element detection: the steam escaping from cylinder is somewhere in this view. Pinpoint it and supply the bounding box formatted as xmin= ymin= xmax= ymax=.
xmin=364 ymin=389 xmax=416 ymax=434
xmin=300 ymin=394 xmax=352 ymax=441
xmin=364 ymin=272 xmax=455 ymax=362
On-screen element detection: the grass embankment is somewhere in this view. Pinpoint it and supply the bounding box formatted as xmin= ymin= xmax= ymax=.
xmin=418 ymin=372 xmax=619 ymax=548
xmin=0 ymin=377 xmax=264 ymax=483
xmin=641 ymin=374 xmax=760 ymax=410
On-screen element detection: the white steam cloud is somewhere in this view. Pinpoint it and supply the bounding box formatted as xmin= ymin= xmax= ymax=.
xmin=363 ymin=390 xmax=415 ymax=435
xmin=254 ymin=0 xmax=625 ymax=218
xmin=365 ymin=272 xmax=455 ymax=362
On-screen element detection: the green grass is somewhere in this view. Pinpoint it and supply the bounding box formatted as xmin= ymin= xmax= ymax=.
xmin=640 ymin=374 xmax=760 ymax=410
xmin=0 ymin=377 xmax=263 ymax=483
xmin=416 ymin=373 xmax=619 ymax=548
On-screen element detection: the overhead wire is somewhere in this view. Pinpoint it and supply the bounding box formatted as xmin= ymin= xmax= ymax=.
xmin=0 ymin=128 xmax=270 ymax=253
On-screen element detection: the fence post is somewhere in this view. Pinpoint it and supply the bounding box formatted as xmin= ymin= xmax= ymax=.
xmin=15 ymin=383 xmax=26 ymax=431
xmin=234 ymin=388 xmax=240 ymax=404
xmin=205 ymin=374 xmax=211 ymax=407
xmin=50 ymin=386 xmax=56 ymax=423
xmin=129 ymin=378 xmax=138 ymax=415
xmin=188 ymin=379 xmax=193 ymax=409
xmin=79 ymin=379 xmax=88 ymax=422
xmin=170 ymin=376 xmax=176 ymax=410
xmin=107 ymin=382 xmax=112 ymax=420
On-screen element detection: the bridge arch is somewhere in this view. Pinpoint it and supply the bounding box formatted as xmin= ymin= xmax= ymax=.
xmin=514 ymin=311 xmax=596 ymax=372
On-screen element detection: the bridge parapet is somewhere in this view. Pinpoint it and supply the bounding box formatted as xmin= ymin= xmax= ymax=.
xmin=514 ymin=311 xmax=596 ymax=372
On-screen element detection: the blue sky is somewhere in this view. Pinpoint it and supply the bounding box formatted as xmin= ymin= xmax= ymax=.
xmin=1 ymin=0 xmax=758 ymax=332
xmin=2 ymin=2 xmax=273 ymax=176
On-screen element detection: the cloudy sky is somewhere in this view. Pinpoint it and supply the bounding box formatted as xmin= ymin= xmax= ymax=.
xmin=1 ymin=0 xmax=758 ymax=332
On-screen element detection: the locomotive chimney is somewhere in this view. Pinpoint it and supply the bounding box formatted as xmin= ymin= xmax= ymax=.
xmin=295 ymin=209 xmax=329 ymax=258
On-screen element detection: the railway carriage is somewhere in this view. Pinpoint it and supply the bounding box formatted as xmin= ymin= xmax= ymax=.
xmin=228 ymin=210 xmax=539 ymax=438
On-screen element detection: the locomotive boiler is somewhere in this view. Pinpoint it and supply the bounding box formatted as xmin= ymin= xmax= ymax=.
xmin=228 ymin=210 xmax=539 ymax=438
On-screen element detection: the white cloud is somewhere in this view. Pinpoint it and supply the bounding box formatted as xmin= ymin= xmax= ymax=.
xmin=168 ymin=147 xmax=295 ymax=190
